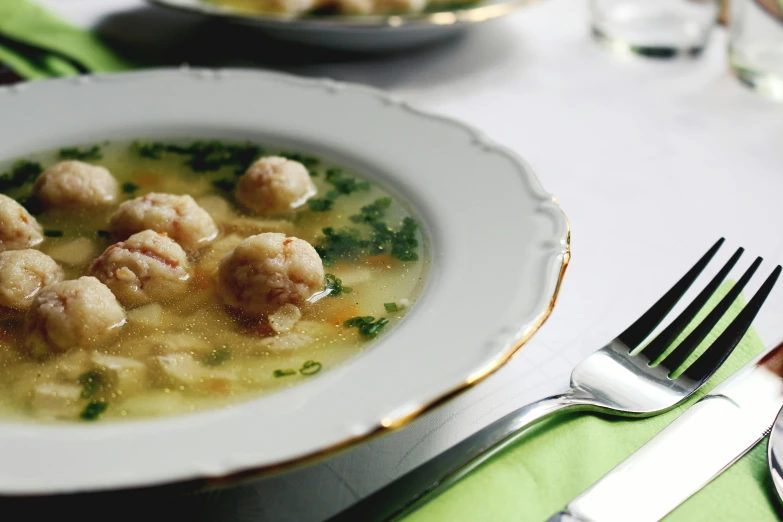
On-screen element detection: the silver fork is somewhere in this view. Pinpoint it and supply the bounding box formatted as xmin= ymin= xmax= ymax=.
xmin=326 ymin=238 xmax=782 ymax=522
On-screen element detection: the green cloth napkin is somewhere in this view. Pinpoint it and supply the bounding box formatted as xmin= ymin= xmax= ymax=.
xmin=0 ymin=0 xmax=132 ymax=79
xmin=403 ymin=282 xmax=781 ymax=522
xmin=2 ymin=3 xmax=782 ymax=521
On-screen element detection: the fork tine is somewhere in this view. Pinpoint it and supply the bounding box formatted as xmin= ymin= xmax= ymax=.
xmin=657 ymin=255 xmax=761 ymax=372
xmin=618 ymin=238 xmax=724 ymax=350
xmin=683 ymin=265 xmax=782 ymax=382
xmin=639 ymin=247 xmax=744 ymax=362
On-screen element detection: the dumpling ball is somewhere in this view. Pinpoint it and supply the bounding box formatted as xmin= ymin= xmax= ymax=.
xmin=90 ymin=230 xmax=191 ymax=307
xmin=236 ymin=157 xmax=317 ymax=216
xmin=24 ymin=276 xmax=126 ymax=358
xmin=0 ymin=250 xmax=63 ymax=310
xmin=109 ymin=193 xmax=218 ymax=251
xmin=0 ymin=194 xmax=43 ymax=252
xmin=34 ymin=160 xmax=118 ymax=209
xmin=217 ymin=233 xmax=324 ymax=315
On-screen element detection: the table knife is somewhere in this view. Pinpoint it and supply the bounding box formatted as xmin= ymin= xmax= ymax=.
xmin=550 ymin=339 xmax=783 ymax=522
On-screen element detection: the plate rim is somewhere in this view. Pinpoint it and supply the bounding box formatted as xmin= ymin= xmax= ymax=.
xmin=147 ymin=0 xmax=536 ymax=29
xmin=0 ymin=68 xmax=570 ymax=494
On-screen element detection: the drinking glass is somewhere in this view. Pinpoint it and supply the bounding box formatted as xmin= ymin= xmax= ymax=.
xmin=590 ymin=0 xmax=720 ymax=58
xmin=729 ymin=0 xmax=783 ymax=101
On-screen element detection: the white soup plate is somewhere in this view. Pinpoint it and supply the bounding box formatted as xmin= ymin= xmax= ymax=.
xmin=0 ymin=68 xmax=569 ymax=494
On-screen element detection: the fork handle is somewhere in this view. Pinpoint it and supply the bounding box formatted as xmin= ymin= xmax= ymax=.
xmin=325 ymin=389 xmax=591 ymax=522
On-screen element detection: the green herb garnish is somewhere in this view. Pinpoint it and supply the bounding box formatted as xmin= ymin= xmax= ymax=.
xmin=280 ymin=152 xmax=320 ymax=169
xmin=17 ymin=195 xmax=43 ymax=215
xmin=344 ymin=316 xmax=389 ymax=339
xmin=389 ymin=217 xmax=419 ymax=262
xmin=78 ymin=371 xmax=104 ymax=399
xmin=362 ymin=318 xmax=389 ymax=338
xmin=274 ymin=361 xmax=324 ymax=377
xmin=202 ymin=347 xmax=231 ymax=367
xmin=169 ymin=141 xmax=262 ymax=174
xmin=300 ymin=360 xmax=322 ymax=376
xmin=121 ymin=182 xmax=139 ymax=194
xmin=59 ymin=146 xmax=102 ymax=161
xmin=350 ymin=197 xmax=392 ymax=224
xmin=211 ymin=178 xmax=236 ymax=193
xmin=0 ymin=161 xmax=43 ymax=191
xmin=314 ymin=194 xmax=419 ymax=264
xmin=344 ymin=316 xmax=375 ymax=328
xmin=384 ymin=303 xmax=399 ymax=313
xmin=325 ymin=273 xmax=352 ymax=297
xmin=315 ymin=215 xmax=419 ymax=266
xmin=307 ymin=198 xmax=334 ymax=212
xmin=324 ymin=168 xmax=370 ymax=196
xmin=97 ymin=230 xmax=111 ymax=239
xmin=43 ymin=229 xmax=63 ymax=238
xmin=134 ymin=142 xmax=168 ymax=159
xmin=133 ymin=141 xmax=263 ymax=174
xmin=315 ymin=227 xmax=369 ymax=266
xmin=80 ymin=401 xmax=108 ymax=421
xmin=305 ymin=170 xmax=370 ymax=213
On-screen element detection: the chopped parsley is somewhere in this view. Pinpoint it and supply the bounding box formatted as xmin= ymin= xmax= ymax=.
xmin=345 ymin=316 xmax=375 ymax=327
xmin=305 ymin=169 xmax=370 ymax=214
xmin=17 ymin=195 xmax=43 ymax=215
xmin=80 ymin=401 xmax=108 ymax=421
xmin=300 ymin=360 xmax=322 ymax=376
xmin=169 ymin=141 xmax=262 ymax=174
xmin=43 ymin=229 xmax=63 ymax=238
xmin=133 ymin=140 xmax=263 ymax=174
xmin=325 ymin=273 xmax=352 ymax=297
xmin=134 ymin=142 xmax=167 ymax=159
xmin=58 ymin=146 xmax=102 ymax=161
xmin=211 ymin=178 xmax=236 ymax=193
xmin=0 ymin=161 xmax=43 ymax=191
xmin=202 ymin=347 xmax=231 ymax=367
xmin=313 ymin=197 xmax=419 ymax=265
xmin=178 ymin=142 xmax=257 ymax=173
xmin=384 ymin=303 xmax=399 ymax=313
xmin=389 ymin=217 xmax=419 ymax=262
xmin=307 ymin=198 xmax=334 ymax=212
xmin=121 ymin=182 xmax=139 ymax=194
xmin=350 ymin=197 xmax=392 ymax=225
xmin=280 ymin=152 xmax=320 ymax=170
xmin=315 ymin=227 xmax=367 ymax=266
xmin=315 ymin=215 xmax=419 ymax=266
xmin=78 ymin=371 xmax=104 ymax=399
xmin=97 ymin=230 xmax=111 ymax=239
xmin=274 ymin=360 xmax=323 ymax=377
xmin=344 ymin=316 xmax=389 ymax=339
xmin=324 ymin=168 xmax=370 ymax=196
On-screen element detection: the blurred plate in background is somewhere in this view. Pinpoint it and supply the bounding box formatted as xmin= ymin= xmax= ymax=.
xmin=148 ymin=0 xmax=534 ymax=52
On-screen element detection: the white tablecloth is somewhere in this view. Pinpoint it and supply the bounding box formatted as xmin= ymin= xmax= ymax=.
xmin=27 ymin=0 xmax=783 ymax=520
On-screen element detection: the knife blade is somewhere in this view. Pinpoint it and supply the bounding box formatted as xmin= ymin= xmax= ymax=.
xmin=551 ymin=340 xmax=783 ymax=522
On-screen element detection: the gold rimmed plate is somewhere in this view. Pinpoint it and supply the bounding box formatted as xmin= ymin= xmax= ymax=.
xmin=0 ymin=68 xmax=568 ymax=494
xmin=147 ymin=0 xmax=536 ymax=52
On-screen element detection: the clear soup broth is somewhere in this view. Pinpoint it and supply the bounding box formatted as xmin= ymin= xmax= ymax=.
xmin=0 ymin=140 xmax=427 ymax=422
